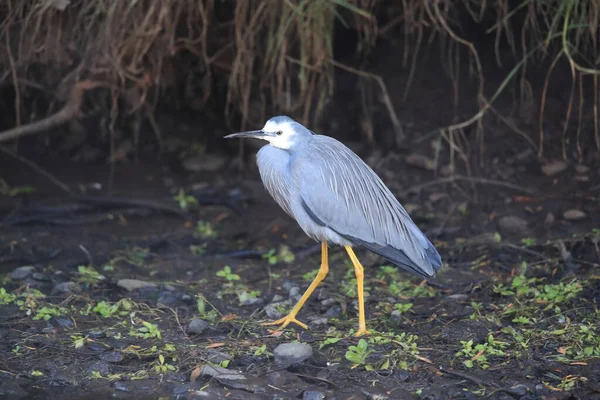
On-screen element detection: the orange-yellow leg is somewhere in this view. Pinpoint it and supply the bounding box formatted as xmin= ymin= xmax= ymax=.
xmin=261 ymin=241 xmax=329 ymax=331
xmin=344 ymin=246 xmax=369 ymax=337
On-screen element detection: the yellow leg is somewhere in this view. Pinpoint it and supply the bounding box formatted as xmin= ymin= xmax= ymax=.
xmin=261 ymin=241 xmax=329 ymax=331
xmin=344 ymin=246 xmax=369 ymax=337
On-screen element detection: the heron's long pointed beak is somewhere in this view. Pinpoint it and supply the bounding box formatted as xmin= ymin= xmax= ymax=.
xmin=224 ymin=130 xmax=276 ymax=140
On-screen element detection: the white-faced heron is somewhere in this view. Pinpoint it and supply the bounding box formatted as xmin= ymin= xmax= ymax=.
xmin=225 ymin=116 xmax=442 ymax=336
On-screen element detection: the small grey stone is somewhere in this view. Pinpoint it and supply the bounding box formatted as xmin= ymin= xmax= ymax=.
xmin=288 ymin=286 xmax=301 ymax=298
xmin=199 ymin=364 xmax=245 ymax=380
xmin=263 ymin=304 xmax=284 ymax=320
xmin=113 ymin=382 xmax=132 ymax=392
xmin=324 ymin=305 xmax=341 ymax=318
xmin=52 ymin=281 xmax=82 ymax=295
xmin=405 ymin=153 xmax=435 ymax=171
xmin=390 ymin=310 xmax=402 ymax=323
xmin=271 ymin=294 xmax=284 ymax=302
xmin=575 ymin=164 xmax=590 ymax=174
xmin=444 ymin=294 xmax=469 ymax=303
xmin=11 ymin=266 xmax=36 ymax=280
xmin=182 ymin=154 xmax=228 ymax=172
xmin=188 ymin=318 xmax=210 ymax=335
xmin=563 ymin=209 xmax=586 ymax=220
xmin=31 ymin=272 xmax=50 ymax=281
xmin=541 ymin=160 xmax=568 ymax=176
xmin=507 ymin=384 xmax=529 ymax=396
xmin=86 ymin=329 xmax=105 ymax=339
xmin=117 ymin=279 xmax=157 ymax=291
xmin=303 ymin=390 xmax=326 ymax=400
xmin=273 ymin=342 xmax=313 ymax=365
xmin=86 ymin=360 xmax=110 ymax=375
xmin=309 ymin=317 xmax=328 ymax=327
xmin=206 ymin=350 xmax=233 ymax=364
xmin=99 ymin=351 xmax=124 ymax=363
xmin=498 ymin=215 xmax=529 ymax=236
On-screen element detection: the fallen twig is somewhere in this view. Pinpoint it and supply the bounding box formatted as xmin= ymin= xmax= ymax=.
xmin=405 ymin=175 xmax=534 ymax=195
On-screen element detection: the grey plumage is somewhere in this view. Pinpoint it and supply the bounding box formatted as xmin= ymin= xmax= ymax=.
xmin=226 ymin=115 xmax=442 ymax=279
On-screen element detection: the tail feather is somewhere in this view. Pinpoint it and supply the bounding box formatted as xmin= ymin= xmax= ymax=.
xmin=346 ymin=236 xmax=442 ymax=280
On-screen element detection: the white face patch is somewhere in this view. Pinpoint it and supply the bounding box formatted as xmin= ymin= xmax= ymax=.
xmin=261 ymin=120 xmax=296 ymax=150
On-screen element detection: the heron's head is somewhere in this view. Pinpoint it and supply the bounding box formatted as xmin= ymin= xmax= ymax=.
xmin=224 ymin=116 xmax=313 ymax=150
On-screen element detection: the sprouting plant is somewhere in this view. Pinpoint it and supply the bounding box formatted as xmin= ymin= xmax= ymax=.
xmin=0 ymin=287 xmax=16 ymax=305
xmin=216 ymin=266 xmax=240 ymax=282
xmin=0 ymin=179 xmax=35 ymax=196
xmin=131 ymin=321 xmax=162 ymax=339
xmin=345 ymin=339 xmax=374 ymax=368
xmin=190 ymin=244 xmax=207 ymax=256
xmin=394 ymin=303 xmax=413 ymax=314
xmin=33 ymin=306 xmax=68 ymax=321
xmin=76 ymin=265 xmax=105 ymax=286
xmin=456 ymin=334 xmax=508 ymax=369
xmin=195 ymin=220 xmax=217 ymax=239
xmin=262 ymin=245 xmax=295 ymax=265
xmin=521 ymin=237 xmax=537 ymax=247
xmin=174 ymin=189 xmax=198 ymax=211
xmin=153 ymin=354 xmax=176 ymax=373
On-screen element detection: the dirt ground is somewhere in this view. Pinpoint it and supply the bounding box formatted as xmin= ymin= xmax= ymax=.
xmin=1 ymin=35 xmax=600 ymax=400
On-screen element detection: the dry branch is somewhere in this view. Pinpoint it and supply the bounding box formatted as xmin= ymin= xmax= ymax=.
xmin=0 ymin=81 xmax=102 ymax=144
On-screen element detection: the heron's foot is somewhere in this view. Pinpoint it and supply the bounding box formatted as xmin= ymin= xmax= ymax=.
xmin=354 ymin=327 xmax=370 ymax=337
xmin=260 ymin=315 xmax=308 ymax=330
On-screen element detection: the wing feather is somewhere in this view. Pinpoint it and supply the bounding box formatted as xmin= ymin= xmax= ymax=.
xmin=294 ymin=136 xmax=442 ymax=278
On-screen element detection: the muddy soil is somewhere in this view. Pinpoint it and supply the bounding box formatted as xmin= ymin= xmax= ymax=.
xmin=1 ymin=30 xmax=600 ymax=400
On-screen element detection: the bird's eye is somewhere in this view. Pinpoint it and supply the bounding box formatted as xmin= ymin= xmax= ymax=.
xmin=276 ymin=130 xmax=283 ymax=136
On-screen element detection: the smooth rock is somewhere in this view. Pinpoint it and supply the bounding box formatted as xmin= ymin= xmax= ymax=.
xmin=263 ymin=304 xmax=284 ymax=320
xmin=541 ymin=160 xmax=568 ymax=176
xmin=188 ymin=319 xmax=211 ymax=335
xmin=86 ymin=360 xmax=110 ymax=375
xmin=117 ymin=279 xmax=157 ymax=291
xmin=405 ymin=153 xmax=435 ymax=170
xmin=498 ymin=215 xmax=529 ymax=236
xmin=11 ymin=266 xmax=36 ymax=280
xmin=99 ymin=351 xmax=124 ymax=363
xmin=563 ymin=209 xmax=586 ymax=220
xmin=52 ymin=281 xmax=82 ymax=295
xmin=303 ymin=390 xmax=326 ymax=400
xmin=575 ymin=164 xmax=590 ymax=174
xmin=182 ymin=154 xmax=228 ymax=172
xmin=273 ymin=342 xmax=313 ymax=365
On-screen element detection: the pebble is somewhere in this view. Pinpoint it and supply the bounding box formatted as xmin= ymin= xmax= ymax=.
xmin=405 ymin=153 xmax=436 ymax=170
xmin=303 ymin=390 xmax=326 ymax=400
xmin=541 ymin=160 xmax=568 ymax=176
xmin=51 ymin=281 xmax=82 ymax=295
xmin=206 ymin=350 xmax=233 ymax=364
xmin=99 ymin=351 xmax=124 ymax=363
xmin=263 ymin=304 xmax=284 ymax=320
xmin=50 ymin=317 xmax=74 ymax=328
xmin=390 ymin=310 xmax=402 ymax=323
xmin=11 ymin=266 xmax=36 ymax=280
xmin=324 ymin=305 xmax=341 ymax=318
xmin=497 ymin=215 xmax=529 ymax=236
xmin=198 ymin=364 xmax=245 ymax=380
xmin=182 ymin=154 xmax=229 ymax=172
xmin=188 ymin=319 xmax=211 ymax=335
xmin=563 ymin=209 xmax=586 ymax=220
xmin=507 ymin=384 xmax=530 ymax=397
xmin=273 ymin=342 xmax=313 ymax=366
xmin=575 ymin=164 xmax=590 ymax=174
xmin=117 ymin=279 xmax=157 ymax=291
xmin=86 ymin=360 xmax=110 ymax=375
xmin=32 ymin=272 xmax=50 ymax=281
